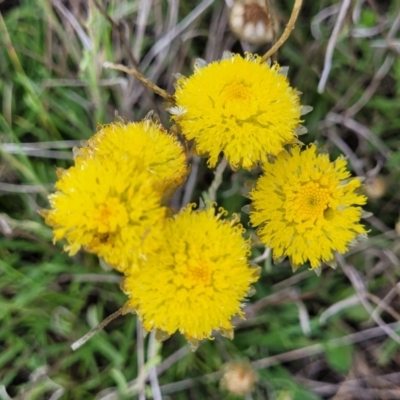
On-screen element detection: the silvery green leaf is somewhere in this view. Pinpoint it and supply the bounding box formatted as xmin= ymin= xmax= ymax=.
xmin=114 ymin=110 xmax=125 ymax=123
xmin=278 ymin=66 xmax=289 ymax=76
xmin=300 ymin=105 xmax=313 ymax=116
xmin=244 ymin=179 xmax=257 ymax=189
xmin=194 ymin=58 xmax=207 ymax=69
xmin=326 ymin=259 xmax=337 ymax=269
xmin=222 ymin=50 xmax=233 ymax=60
xmin=357 ymin=233 xmax=368 ymax=242
xmin=220 ymin=328 xmax=234 ymax=340
xmin=290 ymin=260 xmax=300 ymax=272
xmin=100 ymin=258 xmax=112 ymax=271
xmin=187 ymin=338 xmax=199 ymax=352
xmin=295 ymin=125 xmax=308 ymax=135
xmin=313 ymin=266 xmax=322 ymax=277
xmin=155 ymin=329 xmax=170 ymax=342
xmin=273 ymin=256 xmax=286 ymax=265
xmin=348 ymin=239 xmax=358 ymax=247
xmin=198 ymin=197 xmax=206 ymax=210
xmin=249 ymin=264 xmax=262 ymax=278
xmin=241 ymin=204 xmax=251 ymax=214
xmin=173 ymin=72 xmax=184 ymax=80
xmin=72 ymin=146 xmax=82 ymax=161
xmin=361 ymin=210 xmax=373 ymax=219
xmin=246 ymin=286 xmax=257 ymax=297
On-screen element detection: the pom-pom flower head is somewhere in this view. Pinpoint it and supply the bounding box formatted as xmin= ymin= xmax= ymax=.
xmin=250 ymin=145 xmax=368 ymax=271
xmin=40 ymin=156 xmax=166 ymax=273
xmin=173 ymin=52 xmax=303 ymax=170
xmin=76 ymin=120 xmax=189 ymax=197
xmin=122 ymin=204 xmax=260 ymax=348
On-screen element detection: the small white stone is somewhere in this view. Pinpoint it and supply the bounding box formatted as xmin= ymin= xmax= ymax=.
xmin=222 ymin=50 xmax=234 ymax=60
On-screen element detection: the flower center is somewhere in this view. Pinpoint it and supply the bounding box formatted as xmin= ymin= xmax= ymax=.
xmin=220 ymin=82 xmax=255 ymax=120
xmin=294 ymin=182 xmax=330 ymax=221
xmin=187 ymin=264 xmax=212 ymax=286
xmin=221 ymin=82 xmax=252 ymax=104
xmin=94 ymin=197 xmax=128 ymax=233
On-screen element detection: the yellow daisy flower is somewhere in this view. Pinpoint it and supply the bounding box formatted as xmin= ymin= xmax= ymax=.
xmin=40 ymin=156 xmax=166 ymax=273
xmin=172 ymin=52 xmax=303 ymax=170
xmin=122 ymin=204 xmax=260 ymax=348
xmin=250 ymin=145 xmax=367 ymax=271
xmin=76 ymin=120 xmax=189 ymax=197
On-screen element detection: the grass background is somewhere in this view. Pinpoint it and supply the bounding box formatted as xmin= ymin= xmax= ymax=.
xmin=1 ymin=0 xmax=400 ymax=399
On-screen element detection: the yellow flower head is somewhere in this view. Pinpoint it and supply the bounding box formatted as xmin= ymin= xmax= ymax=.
xmin=122 ymin=204 xmax=259 ymax=346
xmin=76 ymin=120 xmax=189 ymax=197
xmin=250 ymin=145 xmax=367 ymax=270
xmin=40 ymin=156 xmax=166 ymax=273
xmin=173 ymin=52 xmax=303 ymax=170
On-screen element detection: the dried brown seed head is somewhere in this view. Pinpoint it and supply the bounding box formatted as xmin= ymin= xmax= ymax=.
xmin=365 ymin=176 xmax=386 ymax=200
xmin=220 ymin=360 xmax=257 ymax=396
xmin=229 ymin=0 xmax=279 ymax=44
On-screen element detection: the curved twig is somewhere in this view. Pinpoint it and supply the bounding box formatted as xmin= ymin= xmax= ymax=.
xmin=71 ymin=308 xmax=123 ymax=351
xmin=261 ymin=0 xmax=303 ymax=62
xmin=103 ymin=62 xmax=175 ymax=103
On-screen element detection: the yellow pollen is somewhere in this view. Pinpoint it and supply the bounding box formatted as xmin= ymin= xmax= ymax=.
xmin=295 ymin=182 xmax=330 ymax=220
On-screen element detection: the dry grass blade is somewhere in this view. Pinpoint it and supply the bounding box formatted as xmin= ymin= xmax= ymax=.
xmin=338 ymin=254 xmax=400 ymax=346
xmin=317 ymin=0 xmax=351 ymax=93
